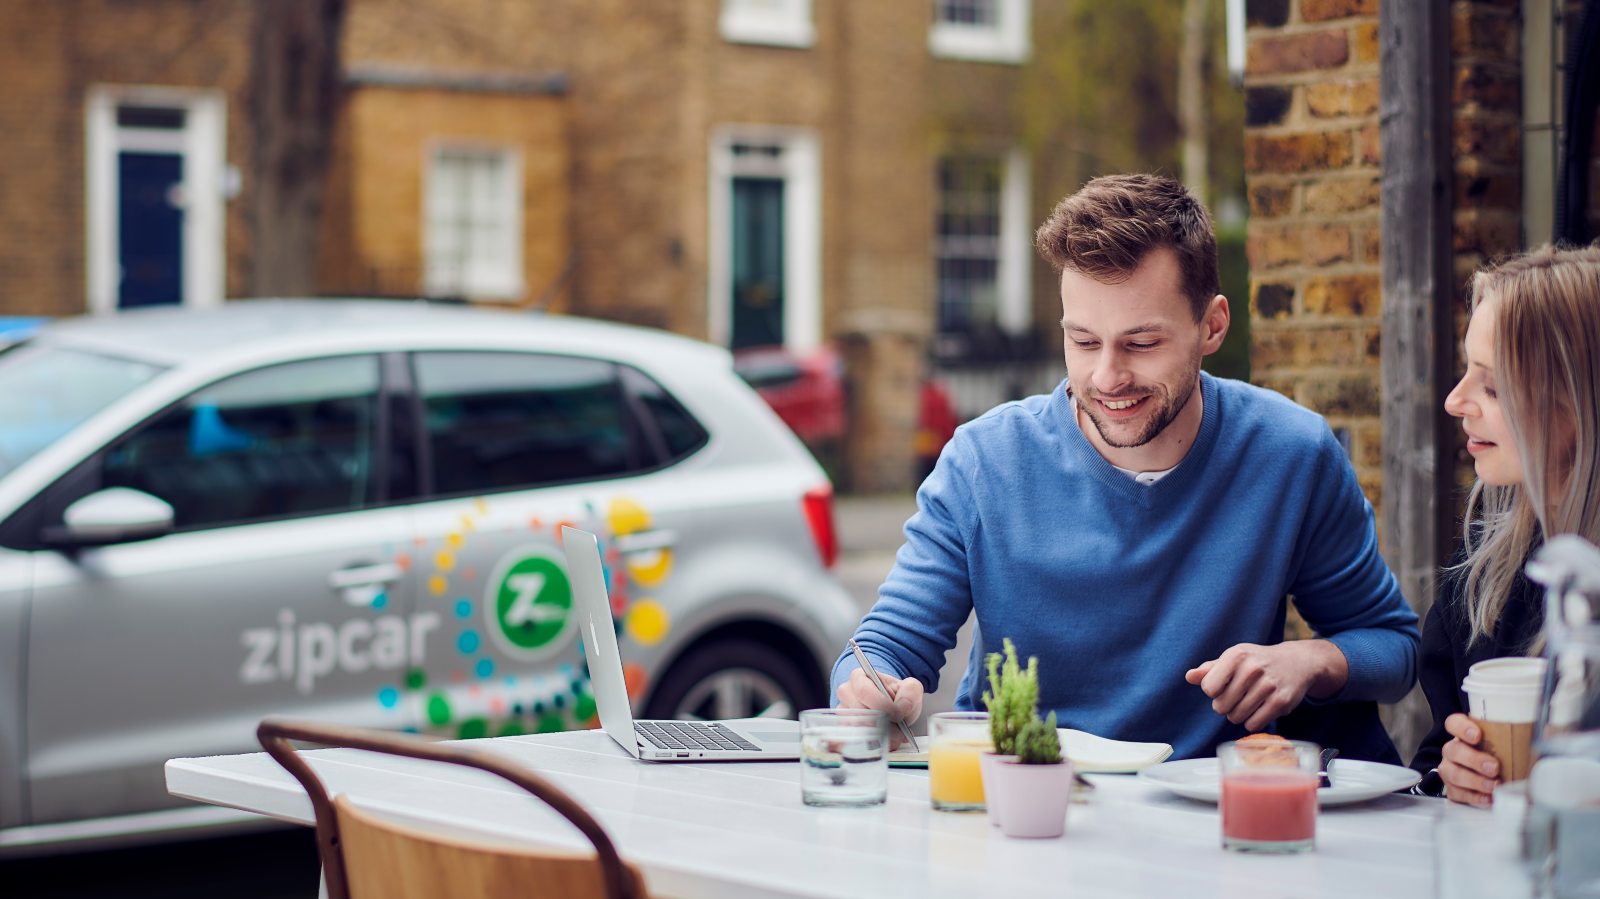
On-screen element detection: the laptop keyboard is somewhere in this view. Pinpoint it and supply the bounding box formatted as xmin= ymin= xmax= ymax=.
xmin=636 ymin=721 xmax=761 ymax=752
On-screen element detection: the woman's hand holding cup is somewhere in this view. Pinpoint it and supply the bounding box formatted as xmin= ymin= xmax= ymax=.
xmin=1439 ymin=713 xmax=1501 ymax=807
xmin=1446 ymin=657 xmax=1545 ymax=806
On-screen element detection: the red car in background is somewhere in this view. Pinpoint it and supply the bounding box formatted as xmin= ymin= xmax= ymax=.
xmin=914 ymin=376 xmax=958 ymax=481
xmin=733 ymin=344 xmax=958 ymax=484
xmin=732 ymin=345 xmax=846 ymax=448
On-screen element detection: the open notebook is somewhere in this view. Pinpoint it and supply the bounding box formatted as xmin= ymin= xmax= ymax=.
xmin=889 ymin=728 xmax=1173 ymax=773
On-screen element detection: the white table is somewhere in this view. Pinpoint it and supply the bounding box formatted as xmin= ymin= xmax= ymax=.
xmin=166 ymin=730 xmax=1509 ymax=899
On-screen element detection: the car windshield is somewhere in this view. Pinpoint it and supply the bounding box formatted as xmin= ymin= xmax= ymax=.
xmin=0 ymin=342 xmax=167 ymax=478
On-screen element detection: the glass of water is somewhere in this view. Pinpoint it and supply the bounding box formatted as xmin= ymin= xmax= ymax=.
xmin=800 ymin=708 xmax=889 ymax=807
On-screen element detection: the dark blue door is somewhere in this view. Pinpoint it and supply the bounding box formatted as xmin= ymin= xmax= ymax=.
xmin=731 ymin=177 xmax=784 ymax=350
xmin=118 ymin=151 xmax=184 ymax=308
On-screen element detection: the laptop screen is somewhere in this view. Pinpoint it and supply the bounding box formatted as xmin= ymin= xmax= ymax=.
xmin=561 ymin=526 xmax=640 ymax=753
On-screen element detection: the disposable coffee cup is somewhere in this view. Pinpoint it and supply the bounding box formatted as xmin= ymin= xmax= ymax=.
xmin=1467 ymin=658 xmax=1547 ymax=687
xmin=1462 ymin=657 xmax=1547 ymax=784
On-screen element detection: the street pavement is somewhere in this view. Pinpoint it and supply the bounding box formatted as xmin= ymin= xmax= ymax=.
xmin=2 ymin=827 xmax=320 ymax=899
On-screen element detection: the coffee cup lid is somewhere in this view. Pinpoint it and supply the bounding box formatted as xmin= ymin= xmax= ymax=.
xmin=1463 ymin=679 xmax=1541 ymax=722
xmin=1467 ymin=657 xmax=1547 ymax=683
xmin=1460 ymin=675 xmax=1542 ymax=695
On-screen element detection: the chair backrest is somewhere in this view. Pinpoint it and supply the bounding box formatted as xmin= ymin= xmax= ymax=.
xmin=258 ymin=717 xmax=647 ymax=899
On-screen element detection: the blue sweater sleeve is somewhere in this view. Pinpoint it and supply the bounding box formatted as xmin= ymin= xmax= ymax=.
xmin=829 ymin=431 xmax=980 ymax=701
xmin=1287 ymin=427 xmax=1420 ymax=704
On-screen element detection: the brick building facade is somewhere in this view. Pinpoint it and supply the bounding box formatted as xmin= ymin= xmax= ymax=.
xmin=0 ymin=0 xmax=257 ymax=316
xmin=1246 ymin=0 xmax=1600 ymax=522
xmin=1 ymin=0 xmax=1062 ymax=492
xmin=1242 ymin=0 xmax=1600 ymax=751
xmin=315 ymin=71 xmax=573 ymax=309
xmin=336 ymin=0 xmax=1056 ymax=492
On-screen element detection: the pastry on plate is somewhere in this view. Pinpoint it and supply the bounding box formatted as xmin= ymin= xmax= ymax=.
xmin=1234 ymin=732 xmax=1297 ymax=767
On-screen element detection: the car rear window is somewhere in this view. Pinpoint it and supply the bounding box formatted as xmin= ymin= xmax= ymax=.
xmin=0 ymin=343 xmax=166 ymax=479
xmin=619 ymin=364 xmax=709 ymax=461
xmin=414 ymin=352 xmax=640 ymax=495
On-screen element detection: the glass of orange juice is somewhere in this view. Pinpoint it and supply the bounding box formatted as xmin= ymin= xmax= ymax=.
xmin=928 ymin=711 xmax=990 ymax=811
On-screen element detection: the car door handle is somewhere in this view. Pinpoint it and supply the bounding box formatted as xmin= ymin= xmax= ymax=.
xmin=328 ymin=563 xmax=403 ymax=590
xmin=613 ymin=530 xmax=676 ymax=553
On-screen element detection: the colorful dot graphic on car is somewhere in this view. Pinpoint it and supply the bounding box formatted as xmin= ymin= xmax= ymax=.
xmin=604 ymin=497 xmax=673 ymax=648
xmin=607 ymin=497 xmax=675 ymax=587
xmin=372 ymin=496 xmax=677 ymax=739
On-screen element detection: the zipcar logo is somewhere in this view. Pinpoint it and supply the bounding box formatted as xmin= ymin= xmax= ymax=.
xmin=240 ymin=609 xmax=441 ymax=694
xmin=485 ymin=546 xmax=576 ymax=660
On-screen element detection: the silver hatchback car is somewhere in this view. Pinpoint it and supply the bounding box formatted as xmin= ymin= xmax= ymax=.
xmin=0 ymin=300 xmax=857 ymax=855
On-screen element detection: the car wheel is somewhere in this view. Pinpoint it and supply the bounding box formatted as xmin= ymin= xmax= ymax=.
xmin=643 ymin=637 xmax=820 ymax=721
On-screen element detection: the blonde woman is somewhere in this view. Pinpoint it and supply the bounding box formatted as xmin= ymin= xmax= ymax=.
xmin=1411 ymin=244 xmax=1600 ymax=804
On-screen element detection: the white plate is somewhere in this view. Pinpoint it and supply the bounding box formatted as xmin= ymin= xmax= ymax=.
xmin=1137 ymin=758 xmax=1422 ymax=806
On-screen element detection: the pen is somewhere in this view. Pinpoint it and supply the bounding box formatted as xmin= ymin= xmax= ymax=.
xmin=847 ymin=639 xmax=920 ymax=752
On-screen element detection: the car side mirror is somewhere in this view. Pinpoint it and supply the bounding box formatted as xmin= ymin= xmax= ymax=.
xmin=41 ymin=487 xmax=175 ymax=548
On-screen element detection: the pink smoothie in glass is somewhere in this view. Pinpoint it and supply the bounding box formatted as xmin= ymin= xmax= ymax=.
xmin=1220 ymin=770 xmax=1317 ymax=843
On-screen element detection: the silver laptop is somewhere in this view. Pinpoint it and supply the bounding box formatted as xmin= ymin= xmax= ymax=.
xmin=562 ymin=526 xmax=802 ymax=761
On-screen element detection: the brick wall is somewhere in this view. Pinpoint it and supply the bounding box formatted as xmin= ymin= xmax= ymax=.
xmin=1245 ymin=1 xmax=1538 ymax=654
xmin=823 ymin=0 xmax=943 ymax=491
xmin=0 ymin=0 xmax=255 ymax=316
xmin=1450 ymin=1 xmax=1524 ymax=494
xmin=0 ymin=1 xmax=75 ymax=315
xmin=341 ymin=0 xmax=690 ymax=329
xmin=1451 ymin=1 xmax=1522 ymax=294
xmin=1242 ymin=0 xmax=1384 ymax=508
xmin=1244 ymin=0 xmax=1531 ymax=509
xmin=340 ymin=0 xmax=1035 ymax=491
xmin=316 ymin=84 xmax=571 ymax=308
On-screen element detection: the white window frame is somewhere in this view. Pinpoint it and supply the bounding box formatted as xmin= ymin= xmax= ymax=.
xmin=720 ymin=0 xmax=815 ymax=48
xmin=935 ymin=146 xmax=1031 ymax=336
xmin=422 ymin=143 xmax=524 ymax=302
xmin=997 ymin=147 xmax=1031 ymax=335
xmin=928 ymin=0 xmax=1031 ymax=64
xmin=85 ymin=85 xmax=227 ymax=315
xmin=708 ymin=126 xmax=822 ymax=352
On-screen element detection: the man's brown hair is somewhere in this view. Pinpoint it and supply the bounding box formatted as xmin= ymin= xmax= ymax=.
xmin=1034 ymin=173 xmax=1218 ymax=321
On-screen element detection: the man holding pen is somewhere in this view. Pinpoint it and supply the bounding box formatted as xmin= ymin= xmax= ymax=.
xmin=832 ymin=174 xmax=1418 ymax=759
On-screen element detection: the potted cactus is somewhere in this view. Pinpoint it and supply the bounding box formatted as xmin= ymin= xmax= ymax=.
xmin=979 ymin=638 xmax=1038 ymax=827
xmin=989 ymin=711 xmax=1075 ymax=838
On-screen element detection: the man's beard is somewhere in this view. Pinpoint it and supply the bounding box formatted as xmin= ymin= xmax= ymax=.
xmin=1078 ymin=365 xmax=1201 ymax=449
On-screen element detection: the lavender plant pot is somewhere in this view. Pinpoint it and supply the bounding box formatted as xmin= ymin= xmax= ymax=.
xmin=989 ymin=759 xmax=1074 ymax=839
xmin=978 ymin=752 xmax=1017 ymax=827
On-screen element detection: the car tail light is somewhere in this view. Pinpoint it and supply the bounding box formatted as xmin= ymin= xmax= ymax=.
xmin=802 ymin=485 xmax=838 ymax=569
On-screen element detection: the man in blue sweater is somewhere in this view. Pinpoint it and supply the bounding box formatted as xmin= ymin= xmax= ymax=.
xmin=834 ymin=174 xmax=1419 ymax=760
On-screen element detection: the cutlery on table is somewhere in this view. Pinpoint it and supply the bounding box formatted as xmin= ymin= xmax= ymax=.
xmin=1318 ymin=747 xmax=1339 ymax=789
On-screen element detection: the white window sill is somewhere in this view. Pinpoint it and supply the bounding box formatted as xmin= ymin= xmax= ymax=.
xmin=721 ymin=17 xmax=815 ymax=48
xmin=928 ymin=23 xmax=1029 ymax=64
xmin=424 ymin=280 xmax=524 ymax=303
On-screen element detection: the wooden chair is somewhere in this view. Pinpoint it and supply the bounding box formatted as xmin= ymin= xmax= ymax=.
xmin=258 ymin=717 xmax=648 ymax=899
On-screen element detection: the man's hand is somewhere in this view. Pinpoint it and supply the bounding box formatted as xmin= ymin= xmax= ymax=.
xmin=1438 ymin=713 xmax=1500 ymax=807
xmin=836 ymin=668 xmax=924 ymax=749
xmin=1184 ymin=640 xmax=1349 ymax=732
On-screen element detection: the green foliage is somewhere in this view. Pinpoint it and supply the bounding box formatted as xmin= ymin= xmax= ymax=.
xmin=1015 ymin=711 xmax=1062 ymax=765
xmin=1012 ymin=0 xmax=1245 ymax=214
xmin=980 ymin=638 xmax=1038 ymax=756
xmin=1202 ymin=221 xmax=1252 ymax=383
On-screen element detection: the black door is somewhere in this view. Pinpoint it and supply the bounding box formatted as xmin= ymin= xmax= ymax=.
xmin=731 ymin=177 xmax=784 ymax=349
xmin=118 ymin=151 xmax=184 ymax=308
